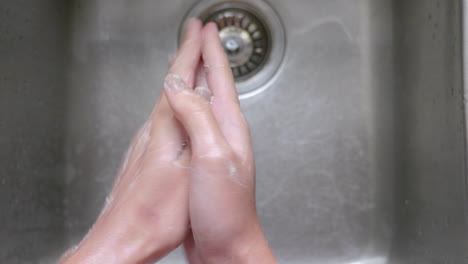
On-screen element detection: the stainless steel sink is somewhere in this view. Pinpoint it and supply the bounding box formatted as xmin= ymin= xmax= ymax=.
xmin=1 ymin=0 xmax=467 ymax=263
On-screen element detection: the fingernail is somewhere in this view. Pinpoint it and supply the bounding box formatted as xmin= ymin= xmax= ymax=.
xmin=183 ymin=17 xmax=198 ymax=34
xmin=206 ymin=21 xmax=219 ymax=30
xmin=164 ymin=74 xmax=188 ymax=93
xmin=194 ymin=86 xmax=212 ymax=103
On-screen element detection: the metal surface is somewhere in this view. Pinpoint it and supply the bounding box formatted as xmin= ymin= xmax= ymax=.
xmin=1 ymin=0 xmax=467 ymax=263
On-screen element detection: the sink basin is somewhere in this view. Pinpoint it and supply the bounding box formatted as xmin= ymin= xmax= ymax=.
xmin=1 ymin=0 xmax=467 ymax=263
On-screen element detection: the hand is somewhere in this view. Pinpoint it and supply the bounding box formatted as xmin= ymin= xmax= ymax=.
xmin=163 ymin=22 xmax=276 ymax=264
xmin=59 ymin=19 xmax=204 ymax=264
xmin=59 ymin=19 xmax=276 ymax=264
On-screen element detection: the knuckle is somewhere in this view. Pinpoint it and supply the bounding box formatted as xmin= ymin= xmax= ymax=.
xmin=175 ymin=91 xmax=210 ymax=113
xmin=203 ymin=63 xmax=227 ymax=73
xmin=143 ymin=146 xmax=176 ymax=166
xmin=196 ymin=146 xmax=237 ymax=165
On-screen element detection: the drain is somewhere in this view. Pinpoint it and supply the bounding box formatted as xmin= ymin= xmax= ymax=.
xmin=205 ymin=8 xmax=270 ymax=80
xmin=180 ymin=0 xmax=285 ymax=99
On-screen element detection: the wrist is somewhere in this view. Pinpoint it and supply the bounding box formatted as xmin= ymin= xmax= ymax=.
xmin=231 ymin=234 xmax=276 ymax=264
xmin=59 ymin=226 xmax=139 ymax=264
xmin=60 ymin=211 xmax=179 ymax=264
xmin=200 ymin=224 xmax=277 ymax=264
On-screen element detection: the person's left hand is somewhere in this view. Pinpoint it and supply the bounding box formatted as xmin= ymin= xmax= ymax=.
xmin=59 ymin=19 xmax=204 ymax=264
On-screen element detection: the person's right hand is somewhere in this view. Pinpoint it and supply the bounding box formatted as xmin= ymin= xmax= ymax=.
xmin=164 ymin=22 xmax=276 ymax=264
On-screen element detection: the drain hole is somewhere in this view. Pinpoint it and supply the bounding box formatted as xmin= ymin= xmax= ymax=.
xmin=181 ymin=0 xmax=285 ymax=99
xmin=202 ymin=8 xmax=271 ymax=81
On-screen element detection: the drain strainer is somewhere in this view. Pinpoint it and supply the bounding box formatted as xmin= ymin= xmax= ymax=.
xmin=206 ymin=8 xmax=270 ymax=80
xmin=180 ymin=0 xmax=285 ymax=99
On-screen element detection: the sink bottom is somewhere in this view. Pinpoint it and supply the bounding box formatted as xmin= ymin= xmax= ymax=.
xmin=0 ymin=0 xmax=466 ymax=263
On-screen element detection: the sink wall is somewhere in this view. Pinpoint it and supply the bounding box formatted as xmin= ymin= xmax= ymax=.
xmin=0 ymin=0 xmax=466 ymax=263
xmin=0 ymin=1 xmax=70 ymax=263
xmin=390 ymin=0 xmax=466 ymax=262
